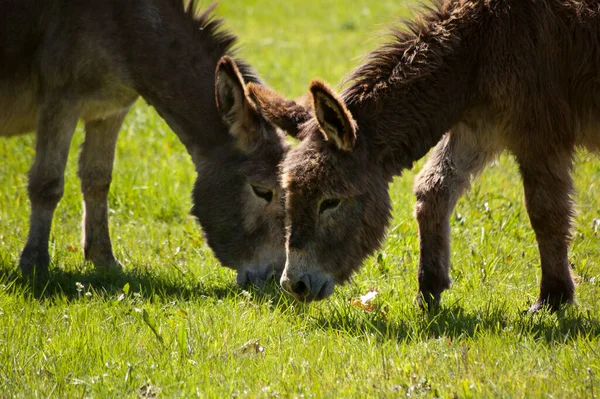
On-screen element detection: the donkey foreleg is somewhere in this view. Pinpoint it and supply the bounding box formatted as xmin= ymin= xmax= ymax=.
xmin=19 ymin=97 xmax=80 ymax=277
xmin=516 ymin=150 xmax=576 ymax=312
xmin=413 ymin=129 xmax=495 ymax=309
xmin=79 ymin=110 xmax=129 ymax=271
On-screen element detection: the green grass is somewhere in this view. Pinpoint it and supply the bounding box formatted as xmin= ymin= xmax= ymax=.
xmin=1 ymin=1 xmax=599 ymax=397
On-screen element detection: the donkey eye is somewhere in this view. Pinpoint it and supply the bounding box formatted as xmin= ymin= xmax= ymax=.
xmin=319 ymin=198 xmax=341 ymax=214
xmin=251 ymin=185 xmax=273 ymax=203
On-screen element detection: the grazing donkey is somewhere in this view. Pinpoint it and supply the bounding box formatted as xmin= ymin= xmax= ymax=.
xmin=0 ymin=0 xmax=288 ymax=287
xmin=249 ymin=0 xmax=600 ymax=310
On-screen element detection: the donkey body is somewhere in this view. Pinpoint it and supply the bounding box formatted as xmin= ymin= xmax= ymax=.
xmin=0 ymin=0 xmax=288 ymax=286
xmin=250 ymin=0 xmax=600 ymax=310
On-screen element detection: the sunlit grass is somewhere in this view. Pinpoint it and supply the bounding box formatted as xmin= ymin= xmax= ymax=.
xmin=0 ymin=1 xmax=599 ymax=397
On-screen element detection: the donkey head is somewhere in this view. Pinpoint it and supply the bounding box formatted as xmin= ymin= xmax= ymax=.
xmin=248 ymin=81 xmax=392 ymax=302
xmin=191 ymin=57 xmax=289 ymax=288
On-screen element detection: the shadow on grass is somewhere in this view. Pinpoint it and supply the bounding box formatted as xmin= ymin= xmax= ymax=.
xmin=308 ymin=300 xmax=600 ymax=345
xmin=0 ymin=260 xmax=242 ymax=302
xmin=0 ymin=255 xmax=302 ymax=314
xmin=0 ymin=257 xmax=297 ymax=310
xmin=2 ymin=259 xmax=596 ymax=345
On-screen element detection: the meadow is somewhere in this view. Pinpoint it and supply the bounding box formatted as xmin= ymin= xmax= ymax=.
xmin=1 ymin=0 xmax=599 ymax=397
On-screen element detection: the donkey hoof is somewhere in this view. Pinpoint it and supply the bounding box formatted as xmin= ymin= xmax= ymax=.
xmin=527 ymin=294 xmax=574 ymax=313
xmin=18 ymin=248 xmax=50 ymax=278
xmin=97 ymin=257 xmax=123 ymax=274
xmin=527 ymin=300 xmax=559 ymax=313
xmin=87 ymin=250 xmax=122 ymax=273
xmin=416 ymin=290 xmax=441 ymax=312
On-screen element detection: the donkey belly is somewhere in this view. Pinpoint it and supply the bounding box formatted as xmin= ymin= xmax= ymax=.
xmin=581 ymin=120 xmax=600 ymax=152
xmin=79 ymin=86 xmax=138 ymax=122
xmin=0 ymin=86 xmax=138 ymax=137
xmin=0 ymin=80 xmax=38 ymax=136
xmin=582 ymin=102 xmax=600 ymax=151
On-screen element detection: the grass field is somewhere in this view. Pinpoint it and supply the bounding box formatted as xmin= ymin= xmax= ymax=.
xmin=1 ymin=1 xmax=599 ymax=397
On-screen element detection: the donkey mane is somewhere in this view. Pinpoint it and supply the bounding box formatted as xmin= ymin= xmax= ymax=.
xmin=342 ymin=0 xmax=476 ymax=106
xmin=173 ymin=0 xmax=260 ymax=85
xmin=342 ymin=0 xmax=600 ymax=106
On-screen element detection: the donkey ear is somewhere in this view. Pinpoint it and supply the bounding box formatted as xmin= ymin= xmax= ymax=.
xmin=309 ymin=80 xmax=357 ymax=151
xmin=247 ymin=83 xmax=311 ymax=138
xmin=215 ymin=56 xmax=256 ymax=130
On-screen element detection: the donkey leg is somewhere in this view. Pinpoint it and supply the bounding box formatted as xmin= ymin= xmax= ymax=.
xmin=19 ymin=98 xmax=80 ymax=276
xmin=79 ymin=110 xmax=129 ymax=271
xmin=413 ymin=129 xmax=494 ymax=309
xmin=516 ymin=151 xmax=576 ymax=312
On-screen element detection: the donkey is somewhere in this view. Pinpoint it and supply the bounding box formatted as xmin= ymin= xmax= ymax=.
xmin=0 ymin=0 xmax=288 ymax=287
xmin=249 ymin=0 xmax=600 ymax=311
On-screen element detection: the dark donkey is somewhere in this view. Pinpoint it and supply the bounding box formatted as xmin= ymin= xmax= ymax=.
xmin=0 ymin=0 xmax=288 ymax=286
xmin=249 ymin=0 xmax=600 ymax=310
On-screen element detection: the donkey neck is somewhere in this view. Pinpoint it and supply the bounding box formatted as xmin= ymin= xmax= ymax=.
xmin=344 ymin=2 xmax=482 ymax=177
xmin=121 ymin=1 xmax=245 ymax=154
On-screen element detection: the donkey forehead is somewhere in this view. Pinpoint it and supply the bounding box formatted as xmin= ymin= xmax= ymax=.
xmin=241 ymin=160 xmax=281 ymax=187
xmin=282 ymin=146 xmax=366 ymax=197
xmin=240 ymin=135 xmax=289 ymax=182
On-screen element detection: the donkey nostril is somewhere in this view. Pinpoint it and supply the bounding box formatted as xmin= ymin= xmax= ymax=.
xmin=291 ymin=280 xmax=309 ymax=297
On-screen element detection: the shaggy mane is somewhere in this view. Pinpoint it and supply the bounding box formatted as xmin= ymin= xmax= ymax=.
xmin=342 ymin=0 xmax=473 ymax=105
xmin=171 ymin=0 xmax=261 ymax=84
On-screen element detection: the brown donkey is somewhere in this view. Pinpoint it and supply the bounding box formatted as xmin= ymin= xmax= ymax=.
xmin=249 ymin=0 xmax=600 ymax=310
xmin=0 ymin=0 xmax=288 ymax=287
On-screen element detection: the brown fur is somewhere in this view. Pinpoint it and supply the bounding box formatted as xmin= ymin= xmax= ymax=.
xmin=256 ymin=0 xmax=600 ymax=310
xmin=248 ymin=84 xmax=312 ymax=138
xmin=0 ymin=0 xmax=289 ymax=286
